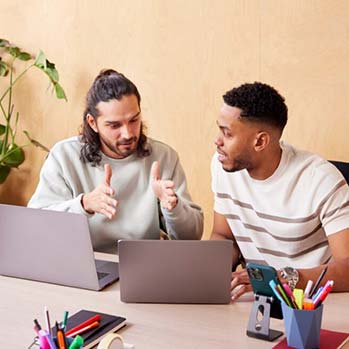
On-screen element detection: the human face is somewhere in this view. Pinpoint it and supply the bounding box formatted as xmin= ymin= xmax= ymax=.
xmin=215 ymin=104 xmax=258 ymax=172
xmin=88 ymin=95 xmax=142 ymax=159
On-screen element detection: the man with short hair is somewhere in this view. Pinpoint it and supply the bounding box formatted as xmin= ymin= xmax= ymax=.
xmin=210 ymin=82 xmax=349 ymax=300
xmin=29 ymin=69 xmax=203 ymax=253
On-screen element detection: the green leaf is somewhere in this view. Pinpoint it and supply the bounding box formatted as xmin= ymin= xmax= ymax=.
xmin=0 ymin=165 xmax=11 ymax=183
xmin=54 ymin=82 xmax=67 ymax=101
xmin=3 ymin=143 xmax=25 ymax=167
xmin=6 ymin=46 xmax=21 ymax=58
xmin=34 ymin=50 xmax=47 ymax=69
xmin=46 ymin=60 xmax=59 ymax=82
xmin=18 ymin=52 xmax=32 ymax=61
xmin=23 ymin=130 xmax=50 ymax=152
xmin=0 ymin=124 xmax=5 ymax=135
xmin=0 ymin=60 xmax=9 ymax=76
xmin=0 ymin=39 xmax=10 ymax=48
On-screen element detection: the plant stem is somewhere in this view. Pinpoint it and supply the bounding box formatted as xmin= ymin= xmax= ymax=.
xmin=0 ymin=63 xmax=34 ymax=104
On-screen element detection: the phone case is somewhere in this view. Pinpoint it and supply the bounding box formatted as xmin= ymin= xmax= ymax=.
xmin=246 ymin=262 xmax=283 ymax=319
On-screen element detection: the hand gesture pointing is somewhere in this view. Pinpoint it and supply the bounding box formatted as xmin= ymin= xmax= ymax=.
xmin=151 ymin=161 xmax=178 ymax=210
xmin=82 ymin=164 xmax=118 ymax=219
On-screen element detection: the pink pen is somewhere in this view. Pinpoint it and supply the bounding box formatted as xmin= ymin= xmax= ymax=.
xmin=314 ymin=280 xmax=334 ymax=307
xmin=282 ymin=283 xmax=299 ymax=309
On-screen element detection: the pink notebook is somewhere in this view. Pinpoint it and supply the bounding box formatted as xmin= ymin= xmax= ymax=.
xmin=272 ymin=329 xmax=349 ymax=349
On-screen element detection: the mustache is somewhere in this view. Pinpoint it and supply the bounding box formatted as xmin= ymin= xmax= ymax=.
xmin=117 ymin=137 xmax=137 ymax=145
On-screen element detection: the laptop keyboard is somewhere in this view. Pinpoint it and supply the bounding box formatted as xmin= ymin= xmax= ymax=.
xmin=97 ymin=271 xmax=109 ymax=280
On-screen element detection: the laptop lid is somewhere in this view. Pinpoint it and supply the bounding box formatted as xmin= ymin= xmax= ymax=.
xmin=0 ymin=204 xmax=118 ymax=291
xmin=118 ymin=240 xmax=233 ymax=304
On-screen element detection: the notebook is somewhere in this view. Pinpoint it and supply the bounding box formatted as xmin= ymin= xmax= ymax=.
xmin=0 ymin=204 xmax=119 ymax=290
xmin=272 ymin=329 xmax=349 ymax=349
xmin=118 ymin=239 xmax=234 ymax=304
xmin=53 ymin=309 xmax=126 ymax=349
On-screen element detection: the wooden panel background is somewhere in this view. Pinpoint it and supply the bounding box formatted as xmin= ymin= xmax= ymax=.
xmin=1 ymin=0 xmax=348 ymax=239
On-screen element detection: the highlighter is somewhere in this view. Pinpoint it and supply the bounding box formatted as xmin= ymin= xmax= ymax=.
xmin=68 ymin=335 xmax=84 ymax=349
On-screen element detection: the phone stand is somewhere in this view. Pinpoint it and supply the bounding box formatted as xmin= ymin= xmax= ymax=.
xmin=246 ymin=294 xmax=283 ymax=341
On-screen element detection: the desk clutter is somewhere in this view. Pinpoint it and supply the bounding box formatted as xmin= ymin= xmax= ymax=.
xmin=30 ymin=308 xmax=131 ymax=349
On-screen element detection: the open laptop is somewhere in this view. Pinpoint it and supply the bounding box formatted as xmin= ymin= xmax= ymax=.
xmin=118 ymin=240 xmax=233 ymax=304
xmin=0 ymin=204 xmax=118 ymax=291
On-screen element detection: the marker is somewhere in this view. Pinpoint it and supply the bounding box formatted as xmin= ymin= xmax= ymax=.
xmin=56 ymin=321 xmax=67 ymax=349
xmin=39 ymin=329 xmax=57 ymax=349
xmin=302 ymin=298 xmax=315 ymax=310
xmin=62 ymin=311 xmax=69 ymax=329
xmin=277 ymin=283 xmax=293 ymax=307
xmin=312 ymin=286 xmax=323 ymax=301
xmin=68 ymin=335 xmax=84 ymax=349
xmin=65 ymin=314 xmax=101 ymax=336
xmin=38 ymin=330 xmax=51 ymax=349
xmin=314 ymin=280 xmax=334 ymax=307
xmin=66 ymin=321 xmax=100 ymax=338
xmin=304 ymin=280 xmax=313 ymax=298
xmin=282 ymin=283 xmax=299 ymax=309
xmin=34 ymin=319 xmax=42 ymax=331
xmin=293 ymin=288 xmax=304 ymax=309
xmin=269 ymin=280 xmax=287 ymax=305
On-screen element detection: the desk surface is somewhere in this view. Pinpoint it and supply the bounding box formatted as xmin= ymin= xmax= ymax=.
xmin=1 ymin=253 xmax=349 ymax=349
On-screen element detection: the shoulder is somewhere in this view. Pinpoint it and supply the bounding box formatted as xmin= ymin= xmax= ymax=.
xmin=49 ymin=136 xmax=82 ymax=162
xmin=148 ymin=138 xmax=179 ymax=161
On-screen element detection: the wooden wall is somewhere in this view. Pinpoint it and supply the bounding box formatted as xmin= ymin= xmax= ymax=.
xmin=1 ymin=1 xmax=349 ymax=238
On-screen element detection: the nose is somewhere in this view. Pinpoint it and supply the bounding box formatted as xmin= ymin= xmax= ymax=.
xmin=214 ymin=133 xmax=223 ymax=147
xmin=120 ymin=125 xmax=132 ymax=139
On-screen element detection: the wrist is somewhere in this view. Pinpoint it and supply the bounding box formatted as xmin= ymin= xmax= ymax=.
xmin=81 ymin=194 xmax=94 ymax=214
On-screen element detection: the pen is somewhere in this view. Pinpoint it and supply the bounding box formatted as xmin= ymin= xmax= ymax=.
xmin=34 ymin=319 xmax=42 ymax=331
xmin=304 ymin=280 xmax=313 ymax=298
xmin=309 ymin=265 xmax=328 ymax=298
xmin=66 ymin=320 xmax=100 ymax=338
xmin=62 ymin=311 xmax=69 ymax=329
xmin=39 ymin=329 xmax=57 ymax=349
xmin=56 ymin=321 xmax=67 ymax=349
xmin=45 ymin=306 xmax=52 ymax=336
xmin=65 ymin=314 xmax=101 ymax=336
xmin=277 ymin=283 xmax=293 ymax=308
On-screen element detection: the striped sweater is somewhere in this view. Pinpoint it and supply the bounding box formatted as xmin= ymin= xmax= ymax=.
xmin=211 ymin=141 xmax=349 ymax=269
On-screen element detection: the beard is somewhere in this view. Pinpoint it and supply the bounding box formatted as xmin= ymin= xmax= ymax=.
xmin=100 ymin=134 xmax=139 ymax=159
xmin=218 ymin=149 xmax=252 ymax=173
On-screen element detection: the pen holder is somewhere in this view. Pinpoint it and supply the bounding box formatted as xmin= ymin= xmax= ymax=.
xmin=281 ymin=303 xmax=323 ymax=349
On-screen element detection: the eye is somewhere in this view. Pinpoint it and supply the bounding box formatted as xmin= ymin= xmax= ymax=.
xmin=109 ymin=123 xmax=121 ymax=129
xmin=130 ymin=117 xmax=139 ymax=123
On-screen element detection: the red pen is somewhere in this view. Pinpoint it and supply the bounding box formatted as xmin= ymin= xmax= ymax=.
xmin=65 ymin=314 xmax=101 ymax=337
xmin=66 ymin=321 xmax=100 ymax=338
xmin=314 ymin=280 xmax=334 ymax=307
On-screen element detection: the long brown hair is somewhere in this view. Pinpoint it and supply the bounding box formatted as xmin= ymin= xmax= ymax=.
xmin=80 ymin=69 xmax=151 ymax=166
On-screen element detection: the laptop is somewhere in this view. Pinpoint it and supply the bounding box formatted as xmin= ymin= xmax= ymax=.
xmin=0 ymin=204 xmax=119 ymax=291
xmin=118 ymin=240 xmax=233 ymax=304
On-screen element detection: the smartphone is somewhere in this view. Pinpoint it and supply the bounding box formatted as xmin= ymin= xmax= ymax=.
xmin=246 ymin=262 xmax=283 ymax=319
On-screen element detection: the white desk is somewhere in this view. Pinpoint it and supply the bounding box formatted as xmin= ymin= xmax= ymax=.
xmin=1 ymin=254 xmax=349 ymax=349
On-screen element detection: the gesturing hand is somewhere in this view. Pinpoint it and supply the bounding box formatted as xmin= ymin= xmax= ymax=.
xmin=82 ymin=164 xmax=118 ymax=219
xmin=151 ymin=161 xmax=178 ymax=211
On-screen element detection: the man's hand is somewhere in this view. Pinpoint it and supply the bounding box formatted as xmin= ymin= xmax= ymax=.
xmin=231 ymin=268 xmax=253 ymax=301
xmin=82 ymin=164 xmax=118 ymax=219
xmin=151 ymin=161 xmax=178 ymax=210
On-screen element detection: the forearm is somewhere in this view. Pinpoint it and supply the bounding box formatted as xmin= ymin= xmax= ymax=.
xmin=295 ymin=258 xmax=349 ymax=292
xmin=162 ymin=198 xmax=203 ymax=240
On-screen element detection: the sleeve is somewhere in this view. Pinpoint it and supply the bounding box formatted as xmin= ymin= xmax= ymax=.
xmin=160 ymin=155 xmax=204 ymax=240
xmin=317 ymin=163 xmax=349 ymax=235
xmin=27 ymin=151 xmax=91 ymax=216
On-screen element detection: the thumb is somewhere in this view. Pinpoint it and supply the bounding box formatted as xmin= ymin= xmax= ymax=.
xmin=151 ymin=161 xmax=160 ymax=181
xmin=104 ymin=163 xmax=112 ymax=186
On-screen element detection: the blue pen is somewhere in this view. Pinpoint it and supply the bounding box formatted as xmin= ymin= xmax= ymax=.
xmin=312 ymin=286 xmax=323 ymax=301
xmin=269 ymin=280 xmax=287 ymax=305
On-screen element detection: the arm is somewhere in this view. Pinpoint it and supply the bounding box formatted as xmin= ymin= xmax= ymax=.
xmin=294 ymin=228 xmax=349 ymax=291
xmin=210 ymin=211 xmax=251 ymax=300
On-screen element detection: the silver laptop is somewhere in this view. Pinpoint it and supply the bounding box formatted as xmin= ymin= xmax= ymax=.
xmin=118 ymin=240 xmax=233 ymax=304
xmin=0 ymin=204 xmax=118 ymax=291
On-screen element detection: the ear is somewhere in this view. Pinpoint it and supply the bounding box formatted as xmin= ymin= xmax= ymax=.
xmin=254 ymin=131 xmax=270 ymax=152
xmin=86 ymin=114 xmax=98 ymax=133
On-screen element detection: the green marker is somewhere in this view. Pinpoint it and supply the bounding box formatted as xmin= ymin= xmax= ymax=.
xmin=68 ymin=335 xmax=84 ymax=349
xmin=62 ymin=310 xmax=69 ymax=329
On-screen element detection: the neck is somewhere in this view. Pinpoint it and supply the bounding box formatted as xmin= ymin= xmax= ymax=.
xmin=248 ymin=145 xmax=282 ymax=180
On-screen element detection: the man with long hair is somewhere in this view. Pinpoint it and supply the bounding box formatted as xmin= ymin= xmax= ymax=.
xmin=29 ymin=69 xmax=203 ymax=253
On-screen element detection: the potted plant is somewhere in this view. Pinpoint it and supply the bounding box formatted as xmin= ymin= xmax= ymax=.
xmin=0 ymin=38 xmax=66 ymax=183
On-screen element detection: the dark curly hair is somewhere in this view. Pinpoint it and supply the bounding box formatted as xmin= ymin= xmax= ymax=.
xmin=223 ymin=82 xmax=288 ymax=131
xmin=80 ymin=69 xmax=151 ymax=166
